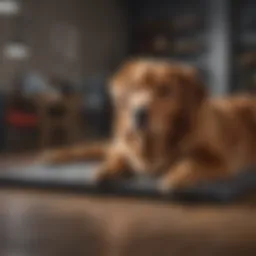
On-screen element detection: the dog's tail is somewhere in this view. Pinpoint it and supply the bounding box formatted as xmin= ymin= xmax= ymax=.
xmin=39 ymin=141 xmax=108 ymax=164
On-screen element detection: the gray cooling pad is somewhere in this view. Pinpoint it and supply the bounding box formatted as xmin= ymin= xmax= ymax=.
xmin=0 ymin=161 xmax=255 ymax=203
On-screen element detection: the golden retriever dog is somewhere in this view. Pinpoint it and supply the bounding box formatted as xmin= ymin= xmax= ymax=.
xmin=42 ymin=59 xmax=256 ymax=192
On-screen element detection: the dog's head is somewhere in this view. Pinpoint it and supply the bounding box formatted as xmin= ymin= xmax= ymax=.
xmin=110 ymin=59 xmax=206 ymax=136
xmin=109 ymin=59 xmax=207 ymax=171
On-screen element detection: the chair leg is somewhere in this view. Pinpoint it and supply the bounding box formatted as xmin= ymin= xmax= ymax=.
xmin=40 ymin=124 xmax=52 ymax=150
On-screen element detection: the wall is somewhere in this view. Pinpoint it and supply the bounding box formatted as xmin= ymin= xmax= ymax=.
xmin=0 ymin=0 xmax=128 ymax=90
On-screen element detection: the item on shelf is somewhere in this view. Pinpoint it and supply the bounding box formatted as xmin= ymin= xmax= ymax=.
xmin=251 ymin=73 xmax=256 ymax=92
xmin=172 ymin=38 xmax=203 ymax=55
xmin=240 ymin=52 xmax=256 ymax=68
xmin=134 ymin=20 xmax=172 ymax=55
xmin=240 ymin=33 xmax=256 ymax=47
xmin=152 ymin=35 xmax=169 ymax=53
xmin=172 ymin=14 xmax=202 ymax=31
xmin=243 ymin=71 xmax=256 ymax=93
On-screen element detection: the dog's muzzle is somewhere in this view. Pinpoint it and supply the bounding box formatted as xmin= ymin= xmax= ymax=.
xmin=133 ymin=107 xmax=149 ymax=130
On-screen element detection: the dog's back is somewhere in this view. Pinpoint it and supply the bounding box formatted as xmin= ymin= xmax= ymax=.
xmin=195 ymin=96 xmax=256 ymax=172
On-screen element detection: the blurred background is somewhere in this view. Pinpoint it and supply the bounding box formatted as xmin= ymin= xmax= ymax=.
xmin=0 ymin=0 xmax=255 ymax=154
xmin=0 ymin=2 xmax=255 ymax=256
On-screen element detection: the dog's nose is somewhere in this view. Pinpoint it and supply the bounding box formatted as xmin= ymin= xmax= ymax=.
xmin=134 ymin=108 xmax=148 ymax=129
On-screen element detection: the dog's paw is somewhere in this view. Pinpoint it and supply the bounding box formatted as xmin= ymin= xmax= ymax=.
xmin=94 ymin=167 xmax=111 ymax=182
xmin=93 ymin=165 xmax=132 ymax=188
xmin=157 ymin=178 xmax=175 ymax=195
xmin=92 ymin=166 xmax=117 ymax=186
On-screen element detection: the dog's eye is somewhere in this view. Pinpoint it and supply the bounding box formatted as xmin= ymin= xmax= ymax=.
xmin=115 ymin=97 xmax=127 ymax=108
xmin=157 ymin=86 xmax=173 ymax=97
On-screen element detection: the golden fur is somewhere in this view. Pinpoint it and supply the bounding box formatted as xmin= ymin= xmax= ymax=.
xmin=43 ymin=59 xmax=256 ymax=192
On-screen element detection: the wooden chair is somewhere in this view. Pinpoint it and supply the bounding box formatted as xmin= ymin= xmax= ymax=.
xmin=5 ymin=92 xmax=39 ymax=152
xmin=37 ymin=94 xmax=83 ymax=149
xmin=6 ymin=92 xmax=83 ymax=152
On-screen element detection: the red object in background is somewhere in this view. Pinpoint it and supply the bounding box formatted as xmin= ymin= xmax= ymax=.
xmin=6 ymin=110 xmax=39 ymax=128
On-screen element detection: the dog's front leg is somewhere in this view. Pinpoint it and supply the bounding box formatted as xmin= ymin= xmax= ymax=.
xmin=95 ymin=148 xmax=131 ymax=183
xmin=159 ymin=149 xmax=230 ymax=193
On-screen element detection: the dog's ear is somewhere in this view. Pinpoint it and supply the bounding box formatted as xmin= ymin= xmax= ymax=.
xmin=108 ymin=59 xmax=137 ymax=104
xmin=181 ymin=65 xmax=207 ymax=107
xmin=176 ymin=65 xmax=207 ymax=131
xmin=108 ymin=63 xmax=129 ymax=106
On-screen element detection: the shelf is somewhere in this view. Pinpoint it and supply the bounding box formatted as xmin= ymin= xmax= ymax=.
xmin=239 ymin=33 xmax=256 ymax=47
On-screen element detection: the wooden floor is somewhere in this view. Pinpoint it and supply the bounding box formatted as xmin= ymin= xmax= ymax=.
xmin=0 ymin=188 xmax=255 ymax=256
xmin=0 ymin=152 xmax=255 ymax=255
